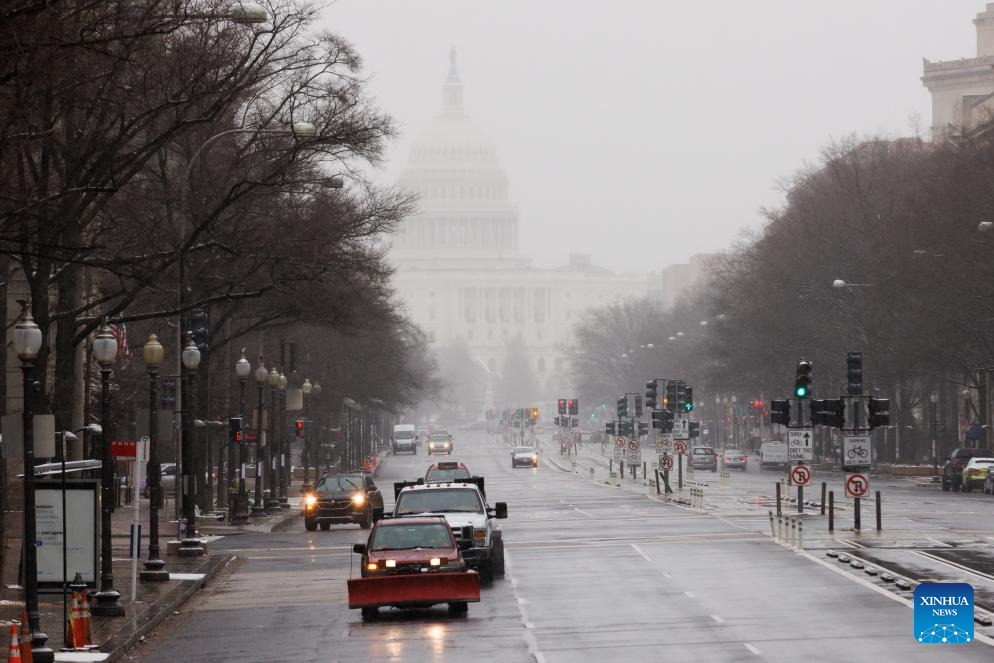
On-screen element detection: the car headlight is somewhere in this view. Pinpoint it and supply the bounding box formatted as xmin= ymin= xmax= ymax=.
xmin=532 ymin=454 xmax=538 ymax=461
xmin=352 ymin=494 xmax=366 ymax=506
xmin=385 ymin=559 xmax=396 ymax=568
xmin=304 ymin=494 xmax=317 ymax=508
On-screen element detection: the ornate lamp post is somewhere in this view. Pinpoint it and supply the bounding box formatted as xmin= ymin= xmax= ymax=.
xmin=266 ymin=366 xmax=280 ymax=512
xmin=252 ymin=362 xmax=269 ymax=516
xmin=233 ymin=351 xmax=252 ymax=523
xmin=179 ymin=333 xmax=204 ymax=555
xmin=278 ymin=371 xmax=290 ymax=508
xmin=91 ymin=325 xmax=125 ymax=617
xmin=15 ymin=306 xmax=55 ymax=661
xmin=140 ymin=334 xmax=169 ymax=581
xmin=301 ymin=379 xmax=312 ymax=486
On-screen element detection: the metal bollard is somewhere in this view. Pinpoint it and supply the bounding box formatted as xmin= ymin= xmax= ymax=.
xmin=631 ymin=464 xmax=636 ymax=480
xmin=769 ymin=510 xmax=776 ymax=540
xmin=643 ymin=461 xmax=647 ymax=479
xmin=821 ymin=482 xmax=827 ymax=515
xmin=776 ymin=513 xmax=783 ymax=541
xmin=828 ymin=490 xmax=834 ymax=532
xmin=875 ymin=491 xmax=882 ymax=531
xmin=789 ymin=517 xmax=797 ymax=548
xmin=797 ymin=518 xmax=804 ymax=550
xmin=609 ymin=459 xmax=613 ymax=474
xmin=776 ymin=481 xmax=782 ymax=516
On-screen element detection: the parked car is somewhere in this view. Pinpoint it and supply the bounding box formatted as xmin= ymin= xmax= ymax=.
xmin=721 ymin=449 xmax=748 ymax=471
xmin=942 ymin=448 xmax=988 ymax=491
xmin=689 ymin=446 xmax=718 ymax=472
xmin=961 ymin=457 xmax=994 ymax=492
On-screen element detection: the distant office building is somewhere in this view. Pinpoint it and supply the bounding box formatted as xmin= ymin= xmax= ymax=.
xmin=648 ymin=253 xmax=718 ymax=310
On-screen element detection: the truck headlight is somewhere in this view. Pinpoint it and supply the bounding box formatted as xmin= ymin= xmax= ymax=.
xmin=385 ymin=559 xmax=396 ymax=568
xmin=367 ymin=562 xmax=378 ymax=571
xmin=304 ymin=494 xmax=317 ymax=508
xmin=352 ymin=494 xmax=366 ymax=507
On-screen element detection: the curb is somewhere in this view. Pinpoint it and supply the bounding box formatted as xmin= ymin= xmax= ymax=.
xmin=271 ymin=510 xmax=302 ymax=533
xmin=102 ymin=553 xmax=235 ymax=662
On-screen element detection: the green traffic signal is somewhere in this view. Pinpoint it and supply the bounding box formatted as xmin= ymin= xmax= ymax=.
xmin=795 ymin=385 xmax=808 ymax=398
xmin=683 ymin=401 xmax=693 ymax=412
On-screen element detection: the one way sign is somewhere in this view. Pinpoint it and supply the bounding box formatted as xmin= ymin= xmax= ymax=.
xmin=788 ymin=429 xmax=814 ymax=461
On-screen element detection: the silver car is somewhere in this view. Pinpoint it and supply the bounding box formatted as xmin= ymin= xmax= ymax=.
xmin=511 ymin=446 xmax=538 ymax=468
xmin=721 ymin=449 xmax=748 ymax=471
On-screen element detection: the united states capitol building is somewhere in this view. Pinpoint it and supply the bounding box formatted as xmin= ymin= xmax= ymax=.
xmin=389 ymin=51 xmax=707 ymax=413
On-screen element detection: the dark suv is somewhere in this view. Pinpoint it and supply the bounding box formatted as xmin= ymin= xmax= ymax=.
xmin=942 ymin=448 xmax=989 ymax=492
xmin=303 ymin=473 xmax=384 ymax=531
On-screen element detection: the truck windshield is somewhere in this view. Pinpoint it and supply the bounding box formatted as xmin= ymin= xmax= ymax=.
xmin=426 ymin=468 xmax=471 ymax=482
xmin=370 ymin=523 xmax=453 ymax=551
xmin=395 ymin=430 xmax=415 ymax=439
xmin=396 ymin=488 xmax=483 ymax=515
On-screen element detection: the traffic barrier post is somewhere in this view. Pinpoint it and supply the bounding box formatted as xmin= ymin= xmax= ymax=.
xmin=797 ymin=518 xmax=804 ymax=550
xmin=828 ymin=490 xmax=834 ymax=532
xmin=775 ymin=481 xmax=782 ymax=516
xmin=643 ymin=461 xmax=647 ymax=480
xmin=821 ymin=482 xmax=827 ymax=515
xmin=769 ymin=510 xmax=776 ymax=540
xmin=854 ymin=496 xmax=861 ymax=531
xmin=875 ymin=491 xmax=882 ymax=531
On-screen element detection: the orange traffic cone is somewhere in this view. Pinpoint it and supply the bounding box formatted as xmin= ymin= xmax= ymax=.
xmin=19 ymin=612 xmax=32 ymax=663
xmin=8 ymin=624 xmax=23 ymax=663
xmin=66 ymin=592 xmax=80 ymax=649
xmin=78 ymin=592 xmax=93 ymax=647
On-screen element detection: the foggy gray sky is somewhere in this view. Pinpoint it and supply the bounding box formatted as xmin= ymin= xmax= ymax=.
xmin=323 ymin=0 xmax=983 ymax=274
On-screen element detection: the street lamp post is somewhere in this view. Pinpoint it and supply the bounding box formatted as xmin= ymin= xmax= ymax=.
xmin=140 ymin=334 xmax=169 ymax=582
xmin=930 ymin=393 xmax=939 ymax=476
xmin=302 ymin=379 xmax=312 ymax=486
xmin=15 ymin=307 xmax=55 ymax=661
xmin=179 ymin=333 xmax=205 ymax=556
xmin=233 ymin=351 xmax=252 ymax=524
xmin=313 ymin=383 xmax=324 ymax=473
xmin=252 ymin=362 xmax=268 ymax=516
xmin=266 ymin=367 xmax=280 ymax=511
xmin=91 ymin=325 xmax=125 ymax=617
xmin=278 ymin=371 xmax=289 ymax=509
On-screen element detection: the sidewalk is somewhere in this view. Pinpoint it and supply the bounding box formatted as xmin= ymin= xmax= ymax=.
xmin=0 ymin=480 xmax=306 ymax=662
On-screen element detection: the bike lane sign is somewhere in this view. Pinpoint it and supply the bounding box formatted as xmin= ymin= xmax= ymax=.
xmin=843 ymin=435 xmax=871 ymax=467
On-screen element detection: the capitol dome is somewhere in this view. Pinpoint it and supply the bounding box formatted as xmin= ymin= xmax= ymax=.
xmin=393 ymin=48 xmax=524 ymax=267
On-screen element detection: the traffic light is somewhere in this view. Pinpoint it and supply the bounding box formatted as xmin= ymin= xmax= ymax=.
xmin=689 ymin=422 xmax=701 ymax=438
xmin=770 ymin=399 xmax=790 ymax=426
xmin=645 ymin=381 xmax=658 ymax=409
xmin=637 ymin=422 xmax=649 ymax=437
xmin=868 ymin=398 xmax=890 ymax=428
xmin=664 ymin=381 xmax=677 ymax=410
xmin=661 ymin=410 xmax=675 ymax=433
xmin=568 ymin=399 xmax=578 ymax=416
xmin=846 ymin=352 xmax=863 ymax=396
xmin=794 ymin=359 xmax=812 ymax=398
xmin=295 ymin=419 xmax=305 ymax=437
xmin=191 ymin=307 xmax=209 ymax=355
xmin=229 ymin=417 xmax=243 ymax=444
xmin=530 ymin=408 xmax=540 ymax=421
xmin=634 ymin=395 xmax=643 ymax=417
xmin=617 ymin=396 xmax=628 ymax=419
xmin=558 ymin=399 xmax=567 ymax=416
xmin=605 ymin=422 xmax=617 ymax=436
xmin=811 ymin=399 xmax=844 ymax=428
xmin=683 ymin=386 xmax=694 ymax=412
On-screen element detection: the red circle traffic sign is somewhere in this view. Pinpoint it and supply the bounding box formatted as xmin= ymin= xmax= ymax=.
xmin=790 ymin=465 xmax=811 ymax=486
xmin=674 ymin=440 xmax=687 ymax=454
xmin=846 ymin=473 xmax=869 ymax=498
xmin=628 ymin=439 xmax=639 ymax=451
xmin=615 ymin=436 xmax=626 ymax=448
xmin=659 ymin=455 xmax=674 ymax=471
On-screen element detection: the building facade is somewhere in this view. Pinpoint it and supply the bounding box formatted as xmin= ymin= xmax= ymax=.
xmin=389 ymin=50 xmax=649 ymax=411
xmin=922 ymin=3 xmax=994 ymax=138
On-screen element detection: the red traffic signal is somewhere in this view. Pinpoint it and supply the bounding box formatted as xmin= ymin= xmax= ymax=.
xmin=295 ymin=419 xmax=305 ymax=437
xmin=750 ymin=400 xmax=766 ymax=409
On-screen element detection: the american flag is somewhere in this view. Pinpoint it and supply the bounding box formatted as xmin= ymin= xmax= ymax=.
xmin=108 ymin=323 xmax=132 ymax=360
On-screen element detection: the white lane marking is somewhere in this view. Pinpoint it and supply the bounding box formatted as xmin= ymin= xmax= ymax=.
xmin=744 ymin=643 xmax=762 ymax=656
xmin=915 ymin=550 xmax=994 ymax=582
xmin=505 ymin=550 xmax=542 ymax=659
xmin=630 ymin=543 xmax=652 ymax=562
xmin=684 ymin=591 xmax=695 ymax=599
xmin=926 ymin=537 xmax=953 ymax=548
xmin=572 ymin=506 xmax=595 ymax=518
xmin=663 ymin=572 xmax=672 ymax=579
xmin=711 ymin=614 xmax=724 ymax=623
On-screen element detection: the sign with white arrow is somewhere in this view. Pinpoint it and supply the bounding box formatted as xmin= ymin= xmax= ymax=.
xmin=788 ymin=429 xmax=814 ymax=461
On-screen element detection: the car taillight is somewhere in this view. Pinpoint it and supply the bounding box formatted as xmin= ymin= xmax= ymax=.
xmin=740 ymin=456 xmax=747 ymax=461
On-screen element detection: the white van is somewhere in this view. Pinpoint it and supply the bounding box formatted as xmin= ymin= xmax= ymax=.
xmin=759 ymin=440 xmax=788 ymax=469
xmin=392 ymin=424 xmax=417 ymax=454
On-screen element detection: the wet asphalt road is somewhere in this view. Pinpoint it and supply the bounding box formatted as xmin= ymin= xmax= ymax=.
xmin=131 ymin=431 xmax=994 ymax=662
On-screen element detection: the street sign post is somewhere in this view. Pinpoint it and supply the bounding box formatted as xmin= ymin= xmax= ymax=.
xmin=627 ymin=438 xmax=641 ymax=466
xmin=846 ymin=472 xmax=869 ymax=531
xmin=614 ymin=436 xmax=626 ymax=462
xmin=659 ymin=454 xmax=674 ymax=471
xmin=791 ymin=465 xmax=811 ymax=486
xmin=787 ymin=429 xmax=813 ymax=461
xmin=674 ymin=440 xmax=688 ymax=455
xmin=673 ymin=416 xmax=690 ymax=440
xmin=843 ymin=435 xmax=871 ymax=469
xmin=656 ymin=433 xmax=674 ymax=454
